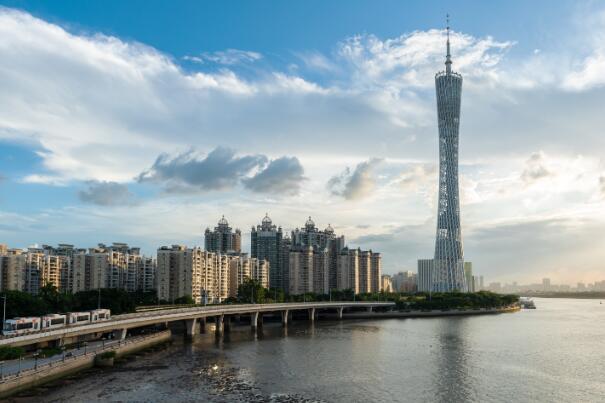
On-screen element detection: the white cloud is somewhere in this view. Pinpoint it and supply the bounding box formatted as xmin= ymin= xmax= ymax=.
xmin=328 ymin=158 xmax=383 ymax=200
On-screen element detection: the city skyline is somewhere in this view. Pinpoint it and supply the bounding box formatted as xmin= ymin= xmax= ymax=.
xmin=1 ymin=1 xmax=605 ymax=284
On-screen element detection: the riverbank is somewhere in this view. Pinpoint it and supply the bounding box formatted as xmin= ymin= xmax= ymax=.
xmin=336 ymin=305 xmax=520 ymax=319
xmin=0 ymin=330 xmax=172 ymax=399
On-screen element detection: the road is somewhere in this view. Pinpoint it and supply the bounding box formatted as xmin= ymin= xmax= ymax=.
xmin=0 ymin=337 xmax=122 ymax=378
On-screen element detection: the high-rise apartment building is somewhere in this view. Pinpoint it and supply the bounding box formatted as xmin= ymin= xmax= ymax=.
xmin=204 ymin=216 xmax=242 ymax=254
xmin=432 ymin=22 xmax=467 ymax=292
xmin=417 ymin=259 xmax=434 ymax=292
xmin=392 ymin=271 xmax=417 ymax=292
xmin=289 ymin=245 xmax=314 ymax=295
xmin=464 ymin=262 xmax=474 ymax=292
xmin=251 ymin=214 xmax=285 ymax=290
xmin=71 ymin=243 xmax=155 ymax=293
xmin=0 ymin=248 xmax=26 ymax=291
xmin=228 ymin=255 xmax=270 ymax=298
xmin=291 ymin=217 xmax=344 ymax=291
xmin=381 ymin=274 xmax=393 ymax=292
xmin=337 ymin=248 xmax=359 ymax=293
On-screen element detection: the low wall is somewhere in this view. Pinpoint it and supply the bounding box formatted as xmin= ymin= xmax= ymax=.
xmin=0 ymin=330 xmax=172 ymax=399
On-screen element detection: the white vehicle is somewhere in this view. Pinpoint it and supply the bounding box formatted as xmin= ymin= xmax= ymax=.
xmin=67 ymin=311 xmax=91 ymax=325
xmin=2 ymin=317 xmax=41 ymax=335
xmin=41 ymin=314 xmax=67 ymax=330
xmin=90 ymin=309 xmax=111 ymax=322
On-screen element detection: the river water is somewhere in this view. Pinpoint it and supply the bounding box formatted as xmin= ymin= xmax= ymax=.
xmin=34 ymin=298 xmax=605 ymax=402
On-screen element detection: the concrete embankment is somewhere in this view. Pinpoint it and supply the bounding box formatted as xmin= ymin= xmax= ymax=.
xmin=337 ymin=305 xmax=520 ymax=320
xmin=0 ymin=330 xmax=172 ymax=399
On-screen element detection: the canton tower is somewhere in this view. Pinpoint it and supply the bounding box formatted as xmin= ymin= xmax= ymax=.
xmin=432 ymin=19 xmax=467 ymax=292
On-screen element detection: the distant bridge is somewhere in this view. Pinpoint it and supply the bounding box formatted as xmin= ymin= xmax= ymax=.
xmin=0 ymin=302 xmax=395 ymax=348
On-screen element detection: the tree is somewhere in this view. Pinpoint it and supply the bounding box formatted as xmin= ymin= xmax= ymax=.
xmin=174 ymin=295 xmax=195 ymax=305
xmin=238 ymin=278 xmax=266 ymax=303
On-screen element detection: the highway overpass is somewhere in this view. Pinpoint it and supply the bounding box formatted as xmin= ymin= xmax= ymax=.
xmin=0 ymin=301 xmax=395 ymax=348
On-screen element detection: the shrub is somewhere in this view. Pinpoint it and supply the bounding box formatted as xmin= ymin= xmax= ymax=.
xmin=0 ymin=346 xmax=25 ymax=360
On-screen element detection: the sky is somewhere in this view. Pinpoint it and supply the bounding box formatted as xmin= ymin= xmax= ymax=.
xmin=0 ymin=0 xmax=604 ymax=285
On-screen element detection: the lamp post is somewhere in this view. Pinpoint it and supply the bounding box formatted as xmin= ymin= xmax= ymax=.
xmin=83 ymin=341 xmax=88 ymax=355
xmin=17 ymin=355 xmax=22 ymax=375
xmin=102 ymin=337 xmax=106 ymax=348
xmin=0 ymin=361 xmax=4 ymax=379
xmin=1 ymin=295 xmax=6 ymax=330
xmin=33 ymin=351 xmax=40 ymax=370
xmin=61 ymin=346 xmax=66 ymax=362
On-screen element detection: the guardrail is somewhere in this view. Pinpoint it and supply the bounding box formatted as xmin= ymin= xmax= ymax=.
xmin=0 ymin=331 xmax=169 ymax=383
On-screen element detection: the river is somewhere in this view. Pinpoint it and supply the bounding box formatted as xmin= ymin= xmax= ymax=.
xmin=27 ymin=298 xmax=605 ymax=402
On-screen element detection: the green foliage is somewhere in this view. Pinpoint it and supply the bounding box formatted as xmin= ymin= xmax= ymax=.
xmin=0 ymin=346 xmax=25 ymax=360
xmin=39 ymin=347 xmax=62 ymax=358
xmin=392 ymin=291 xmax=519 ymax=310
xmin=237 ymin=278 xmax=266 ymax=303
xmin=173 ymin=295 xmax=195 ymax=305
xmin=98 ymin=351 xmax=116 ymax=359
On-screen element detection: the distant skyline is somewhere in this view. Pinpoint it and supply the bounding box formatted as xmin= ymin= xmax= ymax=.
xmin=1 ymin=1 xmax=605 ymax=284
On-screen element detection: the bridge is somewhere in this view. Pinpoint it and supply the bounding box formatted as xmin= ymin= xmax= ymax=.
xmin=0 ymin=301 xmax=395 ymax=348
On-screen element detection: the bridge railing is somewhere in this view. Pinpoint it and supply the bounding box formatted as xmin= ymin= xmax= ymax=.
xmin=0 ymin=331 xmax=169 ymax=383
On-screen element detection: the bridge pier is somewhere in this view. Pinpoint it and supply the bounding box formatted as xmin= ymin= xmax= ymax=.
xmin=309 ymin=308 xmax=316 ymax=322
xmin=223 ymin=316 xmax=231 ymax=333
xmin=281 ymin=310 xmax=289 ymax=326
xmin=114 ymin=328 xmax=128 ymax=340
xmin=185 ymin=319 xmax=198 ymax=337
xmin=251 ymin=312 xmax=259 ymax=329
xmin=215 ymin=315 xmax=224 ymax=337
xmin=337 ymin=307 xmax=344 ymax=319
xmin=199 ymin=317 xmax=206 ymax=334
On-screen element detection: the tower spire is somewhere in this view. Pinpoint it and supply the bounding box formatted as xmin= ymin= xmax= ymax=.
xmin=445 ymin=14 xmax=452 ymax=74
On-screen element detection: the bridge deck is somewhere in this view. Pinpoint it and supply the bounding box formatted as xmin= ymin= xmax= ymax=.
xmin=0 ymin=302 xmax=394 ymax=347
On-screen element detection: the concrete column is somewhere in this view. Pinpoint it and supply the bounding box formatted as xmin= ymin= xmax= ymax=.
xmin=309 ymin=308 xmax=316 ymax=322
xmin=215 ymin=315 xmax=224 ymax=336
xmin=337 ymin=307 xmax=344 ymax=319
xmin=251 ymin=312 xmax=259 ymax=329
xmin=224 ymin=316 xmax=231 ymax=333
xmin=281 ymin=310 xmax=289 ymax=326
xmin=185 ymin=319 xmax=198 ymax=337
xmin=199 ymin=317 xmax=206 ymax=334
xmin=114 ymin=328 xmax=128 ymax=340
xmin=367 ymin=306 xmax=373 ymax=312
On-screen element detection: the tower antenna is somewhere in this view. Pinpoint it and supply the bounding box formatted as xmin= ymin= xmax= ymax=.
xmin=445 ymin=13 xmax=452 ymax=74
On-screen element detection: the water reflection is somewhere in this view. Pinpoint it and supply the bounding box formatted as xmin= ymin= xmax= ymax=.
xmin=435 ymin=318 xmax=473 ymax=403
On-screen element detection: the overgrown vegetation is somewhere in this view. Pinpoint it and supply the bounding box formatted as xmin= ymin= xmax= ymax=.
xmin=0 ymin=346 xmax=25 ymax=360
xmin=98 ymin=350 xmax=116 ymax=359
xmin=227 ymin=280 xmax=518 ymax=310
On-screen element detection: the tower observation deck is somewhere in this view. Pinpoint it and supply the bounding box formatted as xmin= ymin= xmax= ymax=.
xmin=432 ymin=18 xmax=467 ymax=292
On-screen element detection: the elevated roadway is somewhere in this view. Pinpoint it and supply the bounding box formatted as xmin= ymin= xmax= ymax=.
xmin=0 ymin=301 xmax=395 ymax=348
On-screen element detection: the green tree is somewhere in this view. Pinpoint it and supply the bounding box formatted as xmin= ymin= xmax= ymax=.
xmin=238 ymin=278 xmax=266 ymax=303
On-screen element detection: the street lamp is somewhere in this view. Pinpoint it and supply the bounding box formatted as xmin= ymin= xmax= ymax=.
xmin=102 ymin=337 xmax=106 ymax=348
xmin=61 ymin=346 xmax=66 ymax=362
xmin=33 ymin=351 xmax=40 ymax=370
xmin=83 ymin=341 xmax=88 ymax=355
xmin=1 ymin=295 xmax=6 ymax=330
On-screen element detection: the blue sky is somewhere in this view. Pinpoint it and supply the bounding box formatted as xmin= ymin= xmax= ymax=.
xmin=0 ymin=1 xmax=604 ymax=284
